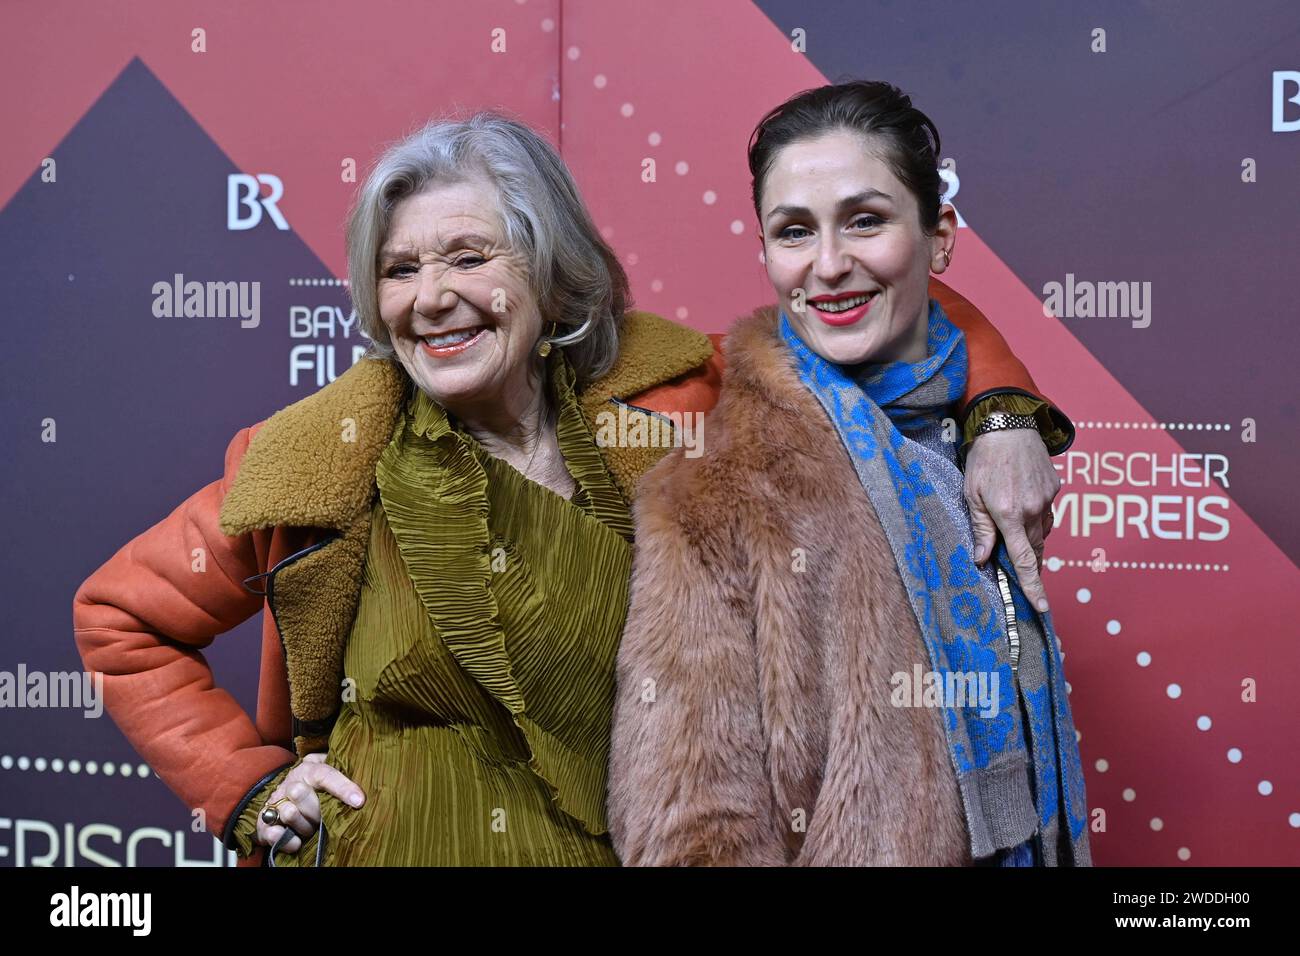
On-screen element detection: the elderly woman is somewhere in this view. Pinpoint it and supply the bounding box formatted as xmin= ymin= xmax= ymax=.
xmin=74 ymin=111 xmax=1073 ymax=866
xmin=608 ymin=82 xmax=1091 ymax=867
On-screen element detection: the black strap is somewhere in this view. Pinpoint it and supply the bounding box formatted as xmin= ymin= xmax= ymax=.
xmin=267 ymin=820 xmax=328 ymax=868
xmin=292 ymin=714 xmax=339 ymax=739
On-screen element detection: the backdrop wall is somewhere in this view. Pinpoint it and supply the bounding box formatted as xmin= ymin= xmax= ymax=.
xmin=2 ymin=0 xmax=1297 ymax=866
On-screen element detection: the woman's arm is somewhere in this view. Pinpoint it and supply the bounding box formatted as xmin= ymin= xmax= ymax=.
xmin=72 ymin=426 xmax=298 ymax=846
xmin=928 ymin=276 xmax=1073 ymax=454
xmin=928 ymin=276 xmax=1067 ymax=613
xmin=608 ymin=462 xmax=787 ymax=866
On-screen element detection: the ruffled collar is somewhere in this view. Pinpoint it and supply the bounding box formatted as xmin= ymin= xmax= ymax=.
xmin=399 ymin=349 xmax=634 ymax=541
xmin=373 ymin=348 xmax=632 ymax=834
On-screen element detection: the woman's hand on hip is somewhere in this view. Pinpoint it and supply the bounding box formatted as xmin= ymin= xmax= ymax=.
xmin=255 ymin=752 xmax=365 ymax=854
xmin=964 ymin=428 xmax=1059 ymax=614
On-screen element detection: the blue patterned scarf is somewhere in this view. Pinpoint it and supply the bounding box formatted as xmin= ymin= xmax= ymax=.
xmin=779 ymin=300 xmax=1090 ymax=866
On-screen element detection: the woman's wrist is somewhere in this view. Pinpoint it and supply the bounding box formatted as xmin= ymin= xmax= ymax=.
xmin=961 ymin=391 xmax=1073 ymax=460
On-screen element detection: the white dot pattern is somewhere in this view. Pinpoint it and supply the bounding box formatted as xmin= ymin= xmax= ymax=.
xmin=1 ymin=754 xmax=152 ymax=777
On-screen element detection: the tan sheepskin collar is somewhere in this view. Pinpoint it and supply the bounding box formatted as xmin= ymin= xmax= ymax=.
xmin=219 ymin=310 xmax=713 ymax=536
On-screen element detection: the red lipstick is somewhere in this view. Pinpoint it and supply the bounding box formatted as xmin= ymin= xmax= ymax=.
xmin=808 ymin=291 xmax=879 ymax=327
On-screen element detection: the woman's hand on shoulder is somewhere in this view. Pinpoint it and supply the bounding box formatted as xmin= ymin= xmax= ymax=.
xmin=964 ymin=428 xmax=1059 ymax=614
xmin=255 ymin=752 xmax=366 ymax=854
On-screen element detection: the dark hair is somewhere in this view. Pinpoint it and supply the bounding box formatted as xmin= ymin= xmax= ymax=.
xmin=748 ymin=80 xmax=944 ymax=234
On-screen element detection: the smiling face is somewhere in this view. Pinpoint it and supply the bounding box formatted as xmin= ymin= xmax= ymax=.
xmin=377 ymin=177 xmax=544 ymax=425
xmin=759 ymin=129 xmax=955 ymax=365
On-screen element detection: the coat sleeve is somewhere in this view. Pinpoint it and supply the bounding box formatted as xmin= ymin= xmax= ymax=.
xmin=72 ymin=425 xmax=298 ymax=849
xmin=607 ymin=461 xmax=788 ymax=866
xmin=928 ymin=276 xmax=1040 ymax=404
xmin=929 ymin=276 xmax=1075 ymax=453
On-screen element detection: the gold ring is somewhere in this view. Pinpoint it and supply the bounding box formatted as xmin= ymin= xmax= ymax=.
xmin=261 ymin=797 xmax=290 ymax=827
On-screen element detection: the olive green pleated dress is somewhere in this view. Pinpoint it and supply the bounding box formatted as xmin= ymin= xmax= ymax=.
xmin=279 ymin=350 xmax=635 ymax=866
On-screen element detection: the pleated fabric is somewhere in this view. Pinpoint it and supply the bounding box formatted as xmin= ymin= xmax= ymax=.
xmin=280 ymin=350 xmax=635 ymax=866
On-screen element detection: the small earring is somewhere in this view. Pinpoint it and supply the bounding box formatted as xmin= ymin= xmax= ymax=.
xmin=536 ymin=321 xmax=557 ymax=357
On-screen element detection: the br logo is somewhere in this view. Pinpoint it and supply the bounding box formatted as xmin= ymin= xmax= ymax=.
xmin=227 ymin=173 xmax=290 ymax=230
xmin=1274 ymin=71 xmax=1300 ymax=132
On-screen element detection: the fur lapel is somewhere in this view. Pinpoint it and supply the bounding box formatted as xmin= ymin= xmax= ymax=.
xmin=219 ymin=357 xmax=407 ymax=537
xmin=216 ymin=310 xmax=712 ymax=756
xmin=609 ymin=305 xmax=972 ymax=865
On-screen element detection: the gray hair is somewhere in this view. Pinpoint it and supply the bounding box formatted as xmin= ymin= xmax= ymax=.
xmin=345 ymin=111 xmax=629 ymax=384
